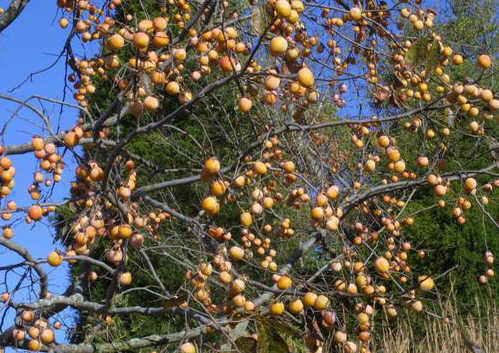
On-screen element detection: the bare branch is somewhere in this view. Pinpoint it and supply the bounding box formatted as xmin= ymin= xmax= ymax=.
xmin=0 ymin=237 xmax=48 ymax=298
xmin=0 ymin=0 xmax=30 ymax=33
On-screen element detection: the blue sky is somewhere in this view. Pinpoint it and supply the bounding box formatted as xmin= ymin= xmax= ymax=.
xmin=0 ymin=1 xmax=80 ymax=348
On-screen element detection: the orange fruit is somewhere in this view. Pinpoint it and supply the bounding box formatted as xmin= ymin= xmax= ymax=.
xmin=107 ymin=34 xmax=125 ymax=51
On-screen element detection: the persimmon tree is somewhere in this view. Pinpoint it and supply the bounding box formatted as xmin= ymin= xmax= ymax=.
xmin=0 ymin=0 xmax=497 ymax=352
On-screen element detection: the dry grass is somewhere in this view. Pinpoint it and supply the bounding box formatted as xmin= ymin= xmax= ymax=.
xmin=376 ymin=297 xmax=498 ymax=353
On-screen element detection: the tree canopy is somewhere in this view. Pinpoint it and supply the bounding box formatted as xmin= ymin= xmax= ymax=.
xmin=0 ymin=0 xmax=497 ymax=352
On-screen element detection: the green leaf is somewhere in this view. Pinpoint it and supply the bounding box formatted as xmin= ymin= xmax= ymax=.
xmin=267 ymin=329 xmax=290 ymax=353
xmin=260 ymin=317 xmax=301 ymax=337
xmin=425 ymin=39 xmax=441 ymax=71
xmin=252 ymin=4 xmax=272 ymax=36
xmin=257 ymin=324 xmax=270 ymax=353
xmin=405 ymin=38 xmax=429 ymax=66
xmin=230 ymin=319 xmax=250 ymax=340
xmin=235 ymin=337 xmax=258 ymax=353
xmin=256 ymin=318 xmax=290 ymax=353
xmin=251 ymin=6 xmax=265 ymax=35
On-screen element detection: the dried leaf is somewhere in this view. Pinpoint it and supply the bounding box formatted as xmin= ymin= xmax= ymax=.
xmin=311 ymin=315 xmax=324 ymax=342
xmin=162 ymin=294 xmax=188 ymax=308
xmin=230 ymin=319 xmax=250 ymax=340
xmin=446 ymin=108 xmax=456 ymax=127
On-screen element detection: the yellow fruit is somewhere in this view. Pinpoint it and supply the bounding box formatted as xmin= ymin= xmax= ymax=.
xmin=180 ymin=342 xmax=196 ymax=353
xmin=40 ymin=328 xmax=54 ymax=344
xmin=417 ymin=156 xmax=429 ymax=167
xmin=231 ymin=279 xmax=246 ymax=294
xmin=59 ymin=17 xmax=69 ymax=28
xmin=219 ymin=55 xmax=236 ymax=72
xmin=47 ymin=252 xmax=63 ymax=267
xmin=240 ymin=212 xmax=253 ymax=227
xmin=480 ymin=89 xmax=493 ymax=102
xmin=107 ymin=34 xmax=125 ymax=51
xmin=119 ymin=272 xmax=133 ymax=286
xmin=152 ymin=31 xmax=169 ymax=48
xmin=238 ymin=97 xmax=253 ymax=112
xmin=209 ymin=180 xmax=226 ymax=198
xmin=325 ymin=216 xmax=339 ymax=231
xmin=345 ymin=341 xmax=357 ymax=353
xmin=244 ymin=300 xmax=255 ymax=311
xmin=28 ymin=339 xmax=41 ymax=351
xmin=313 ymin=295 xmax=329 ymax=309
xmin=229 ymin=246 xmax=245 ymax=260
xmin=270 ymin=36 xmax=288 ymax=56
xmin=204 ymin=157 xmax=220 ymax=175
xmin=133 ymin=32 xmax=150 ymax=49
xmin=220 ymin=271 xmax=232 ymax=283
xmin=270 ymin=302 xmax=285 ymax=315
xmin=291 ymin=0 xmax=304 ymax=12
xmin=263 ymin=197 xmax=274 ymax=208
xmin=138 ymin=19 xmax=153 ymax=32
xmin=253 ymin=161 xmax=267 ymax=175
xmin=453 ymin=54 xmax=463 ymax=65
xmin=200 ymin=263 xmax=212 ymax=276
xmin=400 ymin=8 xmax=410 ymax=18
xmin=277 ymin=275 xmax=292 ymax=290
xmin=233 ymin=175 xmax=246 ymax=188
xmin=22 ymin=310 xmax=34 ymax=322
xmin=289 ymin=299 xmax=304 ymax=314
xmin=201 ymin=196 xmax=220 ymax=215
xmin=64 ymin=131 xmax=79 ymax=147
xmin=282 ymin=160 xmax=295 ymax=172
xmin=386 ymin=147 xmax=400 ymax=161
xmin=365 ymin=159 xmax=375 ymax=171
xmin=118 ymin=224 xmax=132 ymax=239
xmin=326 ymin=185 xmax=339 ymax=199
xmin=144 ymin=96 xmax=160 ymax=111
xmin=264 ymin=75 xmax=281 ymax=90
xmin=303 ymin=291 xmax=317 ymax=306
xmin=464 ymin=177 xmax=477 ymax=191
xmin=411 ymin=300 xmax=423 ymax=312
xmin=394 ymin=160 xmax=406 ymax=173
xmin=173 ymin=48 xmax=187 ymax=61
xmin=286 ymin=47 xmax=300 ymax=60
xmin=28 ymin=205 xmax=43 ymax=221
xmin=166 ymin=81 xmax=180 ymax=95
xmin=311 ymin=207 xmax=324 ymax=220
xmin=153 ymin=17 xmax=167 ymax=31
xmin=375 ymin=257 xmax=390 ymax=273
xmin=275 ymin=0 xmax=291 ymax=18
xmin=334 ymin=330 xmax=347 ymax=343
xmin=349 ymin=7 xmax=362 ymax=21
xmin=316 ymin=193 xmax=328 ymax=207
xmin=477 ymin=54 xmax=491 ymax=69
xmin=442 ymin=46 xmax=453 ymax=57
xmin=3 ymin=226 xmax=13 ymax=239
xmin=297 ymin=67 xmax=314 ymax=87
xmin=418 ymin=275 xmax=435 ymax=291
xmin=378 ymin=135 xmax=390 ymax=147
xmin=434 ymin=184 xmax=447 ymax=196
